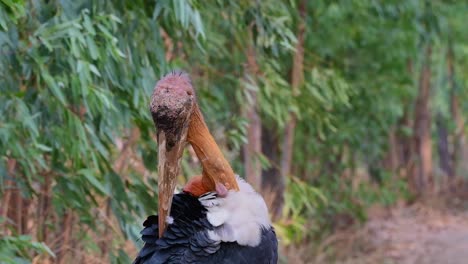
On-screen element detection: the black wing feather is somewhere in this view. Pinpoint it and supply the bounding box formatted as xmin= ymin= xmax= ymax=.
xmin=134 ymin=192 xmax=278 ymax=264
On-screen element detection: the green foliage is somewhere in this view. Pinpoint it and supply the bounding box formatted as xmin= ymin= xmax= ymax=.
xmin=0 ymin=0 xmax=26 ymax=30
xmin=270 ymin=0 xmax=466 ymax=250
xmin=274 ymin=176 xmax=327 ymax=245
xmin=0 ymin=0 xmax=204 ymax=261
xmin=0 ymin=223 xmax=55 ymax=264
xmin=0 ymin=0 xmax=467 ymax=262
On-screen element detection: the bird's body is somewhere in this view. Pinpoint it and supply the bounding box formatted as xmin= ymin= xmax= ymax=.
xmin=140 ymin=72 xmax=278 ymax=263
xmin=134 ymin=178 xmax=278 ymax=264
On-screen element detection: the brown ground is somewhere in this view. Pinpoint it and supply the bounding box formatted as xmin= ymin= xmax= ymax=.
xmin=359 ymin=203 xmax=468 ymax=264
xmin=333 ymin=190 xmax=468 ymax=264
xmin=283 ymin=192 xmax=468 ymax=264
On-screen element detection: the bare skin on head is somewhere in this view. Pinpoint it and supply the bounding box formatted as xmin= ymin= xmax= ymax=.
xmin=150 ymin=72 xmax=194 ymax=237
xmin=150 ymin=72 xmax=239 ymax=237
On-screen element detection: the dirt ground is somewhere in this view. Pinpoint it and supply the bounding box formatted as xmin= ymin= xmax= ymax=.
xmin=325 ymin=194 xmax=468 ymax=264
xmin=280 ymin=192 xmax=468 ymax=264
xmin=360 ymin=204 xmax=468 ymax=264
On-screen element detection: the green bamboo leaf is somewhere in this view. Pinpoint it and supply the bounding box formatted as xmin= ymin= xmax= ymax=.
xmin=86 ymin=36 xmax=99 ymax=60
xmin=78 ymin=169 xmax=108 ymax=195
xmin=43 ymin=73 xmax=66 ymax=105
xmin=89 ymin=63 xmax=101 ymax=77
xmin=35 ymin=143 xmax=52 ymax=152
xmin=83 ymin=13 xmax=96 ymax=35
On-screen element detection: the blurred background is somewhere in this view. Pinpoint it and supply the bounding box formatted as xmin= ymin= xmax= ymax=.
xmin=1 ymin=0 xmax=467 ymax=263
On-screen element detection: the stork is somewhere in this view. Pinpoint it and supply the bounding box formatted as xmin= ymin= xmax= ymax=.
xmin=134 ymin=72 xmax=278 ymax=264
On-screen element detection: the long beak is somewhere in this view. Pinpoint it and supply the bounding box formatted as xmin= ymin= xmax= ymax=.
xmin=188 ymin=105 xmax=239 ymax=192
xmin=150 ymin=73 xmax=194 ymax=237
xmin=156 ymin=127 xmax=189 ymax=238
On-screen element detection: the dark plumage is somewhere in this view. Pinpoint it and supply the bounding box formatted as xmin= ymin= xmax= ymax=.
xmin=134 ymin=192 xmax=278 ymax=264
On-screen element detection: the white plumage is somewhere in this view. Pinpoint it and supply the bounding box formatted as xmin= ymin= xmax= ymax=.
xmin=200 ymin=176 xmax=271 ymax=247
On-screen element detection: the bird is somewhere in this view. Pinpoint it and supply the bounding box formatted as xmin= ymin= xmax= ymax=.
xmin=133 ymin=72 xmax=278 ymax=264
